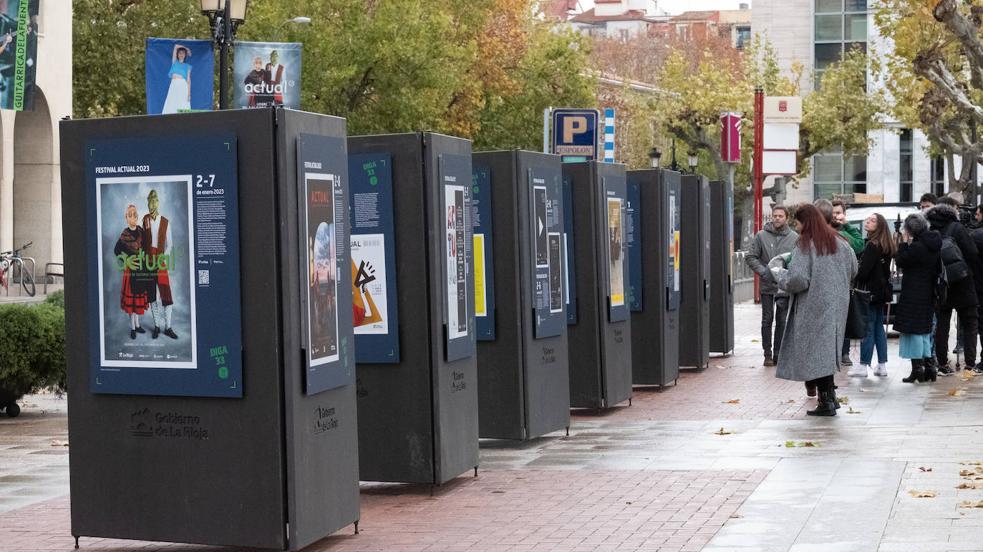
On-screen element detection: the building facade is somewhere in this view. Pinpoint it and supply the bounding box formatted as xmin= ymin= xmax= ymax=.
xmin=569 ymin=0 xmax=665 ymax=39
xmin=753 ymin=0 xmax=961 ymax=205
xmin=0 ymin=1 xmax=71 ymax=285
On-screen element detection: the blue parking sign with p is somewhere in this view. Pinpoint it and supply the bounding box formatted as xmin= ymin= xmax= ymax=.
xmin=552 ymin=109 xmax=600 ymax=162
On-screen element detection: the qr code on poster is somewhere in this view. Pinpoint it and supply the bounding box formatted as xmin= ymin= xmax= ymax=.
xmin=198 ymin=270 xmax=210 ymax=285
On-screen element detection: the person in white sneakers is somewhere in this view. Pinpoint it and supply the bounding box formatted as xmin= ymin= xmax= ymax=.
xmin=852 ymin=213 xmax=897 ymax=377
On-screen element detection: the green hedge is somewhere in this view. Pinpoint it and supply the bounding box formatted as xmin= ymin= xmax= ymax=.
xmin=0 ymin=298 xmax=66 ymax=396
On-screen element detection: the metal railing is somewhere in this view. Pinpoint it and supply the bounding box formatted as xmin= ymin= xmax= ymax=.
xmin=44 ymin=262 xmax=64 ymax=295
xmin=2 ymin=256 xmax=35 ymax=297
xmin=732 ymin=250 xmax=756 ymax=303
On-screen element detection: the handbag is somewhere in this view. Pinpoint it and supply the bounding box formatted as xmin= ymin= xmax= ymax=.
xmin=846 ymin=288 xmax=872 ymax=339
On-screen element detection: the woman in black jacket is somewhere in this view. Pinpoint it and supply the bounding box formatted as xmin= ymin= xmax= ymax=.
xmin=852 ymin=213 xmax=897 ymax=378
xmin=894 ymin=213 xmax=942 ymax=383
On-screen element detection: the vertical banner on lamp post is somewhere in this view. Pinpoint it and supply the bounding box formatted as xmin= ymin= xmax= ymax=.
xmin=145 ymin=38 xmax=215 ymax=115
xmin=233 ymin=41 xmax=302 ymax=109
xmin=720 ymin=112 xmax=742 ymax=164
xmin=0 ymin=0 xmax=39 ymax=111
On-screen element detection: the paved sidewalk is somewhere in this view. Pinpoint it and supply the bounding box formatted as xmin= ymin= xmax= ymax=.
xmin=3 ymin=303 xmax=983 ymax=551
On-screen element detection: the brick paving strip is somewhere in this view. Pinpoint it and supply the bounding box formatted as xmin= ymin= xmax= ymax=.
xmin=6 ymin=304 xmax=983 ymax=551
xmin=0 ymin=469 xmax=765 ymax=552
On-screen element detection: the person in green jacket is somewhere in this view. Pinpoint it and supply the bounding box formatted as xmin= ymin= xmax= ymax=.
xmin=832 ymin=199 xmax=864 ymax=255
xmin=815 ymin=198 xmax=864 ymax=366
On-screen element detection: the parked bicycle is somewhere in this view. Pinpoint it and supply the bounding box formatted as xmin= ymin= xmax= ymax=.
xmin=0 ymin=241 xmax=36 ymax=297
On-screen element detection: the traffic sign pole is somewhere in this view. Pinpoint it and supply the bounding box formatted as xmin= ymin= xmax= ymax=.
xmin=753 ymin=88 xmax=764 ymax=303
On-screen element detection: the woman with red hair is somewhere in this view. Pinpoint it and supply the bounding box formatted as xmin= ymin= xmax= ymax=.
xmin=770 ymin=203 xmax=858 ymax=416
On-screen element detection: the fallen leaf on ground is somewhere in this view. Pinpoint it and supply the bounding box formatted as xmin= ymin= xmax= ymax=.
xmin=723 ymin=399 xmax=741 ymax=404
xmin=960 ymin=500 xmax=983 ymax=508
xmin=730 ymin=514 xmax=743 ymax=518
xmin=786 ymin=400 xmax=796 ymax=404
xmin=837 ymin=396 xmax=849 ymax=405
xmin=957 ymin=482 xmax=983 ymax=490
xmin=949 ymin=389 xmax=966 ymax=397
xmin=909 ymin=490 xmax=937 ymax=498
xmin=847 ymin=406 xmax=861 ymax=414
xmin=714 ymin=427 xmax=733 ymax=435
xmin=961 ymin=461 xmax=983 ymax=466
xmin=750 ymin=339 xmax=760 ymax=343
xmin=918 ymin=467 xmax=933 ymax=472
xmin=858 ymin=388 xmax=867 ymax=393
xmin=50 ymin=440 xmax=68 ymax=447
xmin=960 ymin=371 xmax=977 ymax=381
xmin=785 ymin=441 xmax=819 ymax=448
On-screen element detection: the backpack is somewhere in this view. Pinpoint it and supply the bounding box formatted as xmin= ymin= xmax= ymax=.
xmin=940 ymin=224 xmax=971 ymax=283
xmin=936 ymin=255 xmax=949 ymax=308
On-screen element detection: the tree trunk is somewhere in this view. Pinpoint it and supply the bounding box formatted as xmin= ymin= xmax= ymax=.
xmin=947 ymin=151 xmax=957 ymax=194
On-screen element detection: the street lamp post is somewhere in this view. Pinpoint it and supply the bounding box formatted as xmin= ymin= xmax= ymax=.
xmin=200 ymin=0 xmax=249 ymax=110
xmin=648 ymin=147 xmax=662 ymax=169
xmin=669 ymin=138 xmax=679 ymax=171
xmin=687 ymin=151 xmax=699 ymax=173
xmin=274 ymin=16 xmax=312 ymax=41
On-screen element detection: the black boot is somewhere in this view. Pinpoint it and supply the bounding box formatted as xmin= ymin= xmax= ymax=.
xmin=902 ymin=359 xmax=924 ymax=383
xmin=921 ymin=358 xmax=937 ymax=382
xmin=807 ymin=389 xmax=837 ymax=416
xmin=830 ymin=385 xmax=841 ymax=409
xmin=805 ymin=381 xmax=817 ymax=397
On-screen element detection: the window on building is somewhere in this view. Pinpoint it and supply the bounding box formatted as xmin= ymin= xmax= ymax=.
xmin=931 ymin=156 xmax=946 ymax=197
xmin=814 ymin=148 xmax=867 ymax=199
xmin=900 ymin=129 xmax=913 ymax=202
xmin=815 ymin=0 xmax=868 ymax=88
xmin=735 ymin=26 xmax=751 ymax=49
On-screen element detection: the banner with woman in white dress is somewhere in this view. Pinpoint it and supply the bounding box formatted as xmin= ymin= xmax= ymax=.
xmin=145 ymin=38 xmax=215 ymax=115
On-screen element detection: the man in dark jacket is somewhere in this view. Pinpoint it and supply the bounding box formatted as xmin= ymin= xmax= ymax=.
xmin=926 ymin=202 xmax=980 ymax=374
xmin=969 ymin=205 xmax=983 ymax=374
xmin=746 ymin=205 xmax=798 ymax=366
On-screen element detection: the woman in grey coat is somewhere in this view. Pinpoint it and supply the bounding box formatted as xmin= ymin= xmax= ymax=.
xmin=772 ymin=204 xmax=858 ymax=416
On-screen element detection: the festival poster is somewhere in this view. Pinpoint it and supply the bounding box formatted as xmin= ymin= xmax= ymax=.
xmin=350 ymin=234 xmax=387 ymax=335
xmin=233 ymin=41 xmax=302 ymax=110
xmin=145 ymin=38 xmax=214 ymax=115
xmin=531 ymin=168 xmax=565 ymax=338
xmin=86 ymin=134 xmax=242 ymax=398
xmin=298 ymin=134 xmax=352 ymax=394
xmin=607 ymin=197 xmax=625 ymax=309
xmin=667 ymin=186 xmax=682 ymax=311
xmin=548 ymin=232 xmax=562 ymax=314
xmin=534 ymin=186 xmax=548 ymax=267
xmin=305 ymin=173 xmax=340 ymax=366
xmin=348 ymin=152 xmax=400 ymax=363
xmin=471 ymin=164 xmax=495 ymax=341
xmin=445 ymin=184 xmax=468 ymax=340
xmin=441 ymin=153 xmax=475 ymax=362
xmin=0 ymin=0 xmax=38 ymax=111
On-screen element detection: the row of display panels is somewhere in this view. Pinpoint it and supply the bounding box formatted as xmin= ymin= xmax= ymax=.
xmin=84 ymin=134 xmax=676 ymax=399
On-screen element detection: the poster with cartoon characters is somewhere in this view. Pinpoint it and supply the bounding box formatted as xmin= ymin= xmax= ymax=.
xmin=86 ymin=134 xmax=242 ymax=397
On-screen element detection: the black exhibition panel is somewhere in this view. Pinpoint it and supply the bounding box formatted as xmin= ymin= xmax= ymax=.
xmin=347 ymin=133 xmax=479 ymax=485
xmin=472 ymin=150 xmax=571 ymax=440
xmin=709 ymin=180 xmax=735 ymax=355
xmin=627 ymin=169 xmax=681 ymax=386
xmin=61 ymin=108 xmax=359 ymax=550
xmin=562 ymin=161 xmax=633 ymax=409
xmin=678 ymin=174 xmax=711 ymax=369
